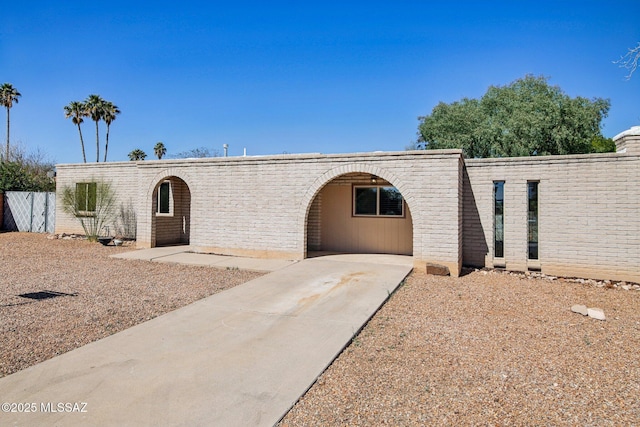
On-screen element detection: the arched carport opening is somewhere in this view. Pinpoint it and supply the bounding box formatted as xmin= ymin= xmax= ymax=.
xmin=305 ymin=172 xmax=413 ymax=257
xmin=151 ymin=176 xmax=191 ymax=247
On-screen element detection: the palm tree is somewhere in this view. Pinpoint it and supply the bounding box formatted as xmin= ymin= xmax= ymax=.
xmin=85 ymin=94 xmax=105 ymax=162
xmin=102 ymin=101 xmax=121 ymax=162
xmin=128 ymin=148 xmax=147 ymax=161
xmin=154 ymin=142 xmax=166 ymax=159
xmin=64 ymin=101 xmax=88 ymax=163
xmin=0 ymin=83 xmax=21 ymax=161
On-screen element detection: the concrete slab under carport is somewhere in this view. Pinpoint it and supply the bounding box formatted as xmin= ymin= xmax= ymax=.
xmin=111 ymin=246 xmax=297 ymax=272
xmin=0 ymin=254 xmax=412 ymax=426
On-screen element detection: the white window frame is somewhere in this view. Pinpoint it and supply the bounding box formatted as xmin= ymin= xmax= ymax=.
xmin=156 ymin=181 xmax=173 ymax=216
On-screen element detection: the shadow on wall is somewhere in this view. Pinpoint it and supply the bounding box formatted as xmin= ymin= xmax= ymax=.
xmin=462 ymin=167 xmax=488 ymax=267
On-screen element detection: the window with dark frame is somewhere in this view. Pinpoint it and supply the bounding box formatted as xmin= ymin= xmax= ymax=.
xmin=157 ymin=181 xmax=170 ymax=214
xmin=494 ymin=181 xmax=504 ymax=258
xmin=527 ymin=181 xmax=539 ymax=260
xmin=353 ymin=185 xmax=404 ymax=217
xmin=76 ymin=182 xmax=97 ymax=214
xmin=354 ymin=187 xmax=377 ymax=215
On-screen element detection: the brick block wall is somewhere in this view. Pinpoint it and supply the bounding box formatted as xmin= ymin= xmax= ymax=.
xmin=55 ymin=162 xmax=140 ymax=237
xmin=463 ymin=152 xmax=640 ymax=282
xmin=614 ymin=126 xmax=640 ymax=154
xmin=54 ymin=148 xmax=640 ymax=282
xmin=306 ymin=193 xmax=322 ymax=251
xmin=56 ymin=150 xmax=464 ymax=275
xmin=154 ymin=177 xmax=190 ymax=245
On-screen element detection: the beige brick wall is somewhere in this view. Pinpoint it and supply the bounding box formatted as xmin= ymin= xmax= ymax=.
xmin=154 ymin=177 xmax=190 ymax=246
xmin=55 ymin=162 xmax=140 ymax=237
xmin=614 ymin=127 xmax=640 ymax=154
xmin=55 ymin=147 xmax=640 ymax=282
xmin=463 ymin=152 xmax=640 ymax=282
xmin=306 ymin=193 xmax=322 ymax=251
xmin=55 ymin=151 xmax=464 ymax=275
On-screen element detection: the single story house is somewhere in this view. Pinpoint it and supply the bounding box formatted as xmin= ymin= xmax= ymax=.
xmin=55 ymin=127 xmax=640 ymax=282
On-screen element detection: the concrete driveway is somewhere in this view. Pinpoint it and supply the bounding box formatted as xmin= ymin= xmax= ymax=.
xmin=0 ymin=253 xmax=412 ymax=426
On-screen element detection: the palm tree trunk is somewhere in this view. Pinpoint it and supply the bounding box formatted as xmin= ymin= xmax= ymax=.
xmin=77 ymin=124 xmax=87 ymax=163
xmin=104 ymin=124 xmax=110 ymax=162
xmin=95 ymin=120 xmax=100 ymax=162
xmin=5 ymin=107 xmax=9 ymax=161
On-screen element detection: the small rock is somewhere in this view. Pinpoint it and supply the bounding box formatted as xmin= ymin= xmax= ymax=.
xmin=571 ymin=305 xmax=588 ymax=316
xmin=621 ymin=285 xmax=630 ymax=291
xmin=587 ymin=308 xmax=606 ymax=321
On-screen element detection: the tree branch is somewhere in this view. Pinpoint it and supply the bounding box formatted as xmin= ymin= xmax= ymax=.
xmin=614 ymin=42 xmax=640 ymax=80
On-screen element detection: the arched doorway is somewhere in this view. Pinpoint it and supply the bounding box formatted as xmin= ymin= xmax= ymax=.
xmin=151 ymin=176 xmax=191 ymax=247
xmin=306 ymin=172 xmax=413 ymax=256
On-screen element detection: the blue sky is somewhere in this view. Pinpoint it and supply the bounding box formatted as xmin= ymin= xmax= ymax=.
xmin=1 ymin=1 xmax=639 ymax=163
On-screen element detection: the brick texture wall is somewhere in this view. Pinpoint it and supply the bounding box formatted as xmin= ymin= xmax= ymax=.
xmin=55 ymin=162 xmax=140 ymax=237
xmin=463 ymin=152 xmax=640 ymax=282
xmin=56 ymin=151 xmax=464 ymax=275
xmin=55 ymin=147 xmax=640 ymax=282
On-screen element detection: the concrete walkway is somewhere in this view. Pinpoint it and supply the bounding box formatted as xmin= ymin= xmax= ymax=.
xmin=111 ymin=245 xmax=297 ymax=272
xmin=0 ymin=251 xmax=412 ymax=427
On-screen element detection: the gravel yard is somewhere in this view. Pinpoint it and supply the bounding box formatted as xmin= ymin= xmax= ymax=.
xmin=2 ymin=233 xmax=639 ymax=425
xmin=281 ymin=270 xmax=640 ymax=426
xmin=0 ymin=232 xmax=262 ymax=378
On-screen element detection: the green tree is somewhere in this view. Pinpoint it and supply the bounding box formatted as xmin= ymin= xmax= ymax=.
xmin=415 ymin=98 xmax=490 ymax=158
xmin=64 ymin=101 xmax=88 ymax=163
xmin=0 ymin=144 xmax=55 ymax=192
xmin=154 ymin=141 xmax=166 ymax=159
xmin=590 ymin=135 xmax=616 ymax=153
xmin=85 ymin=94 xmax=105 ymax=162
xmin=128 ymin=148 xmax=147 ymax=161
xmin=102 ymin=101 xmax=121 ymax=162
xmin=416 ymin=75 xmax=611 ymax=158
xmin=0 ymin=83 xmax=21 ymax=161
